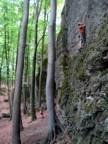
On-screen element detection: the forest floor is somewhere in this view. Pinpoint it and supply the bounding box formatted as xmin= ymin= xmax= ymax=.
xmin=0 ymin=84 xmax=48 ymax=144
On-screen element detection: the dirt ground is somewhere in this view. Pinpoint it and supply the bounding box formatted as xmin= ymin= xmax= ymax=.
xmin=0 ymin=85 xmax=48 ymax=144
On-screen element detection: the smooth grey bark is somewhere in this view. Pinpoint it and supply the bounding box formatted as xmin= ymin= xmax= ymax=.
xmin=12 ymin=0 xmax=30 ymax=144
xmin=35 ymin=77 xmax=38 ymax=106
xmin=23 ymin=38 xmax=30 ymax=114
xmin=31 ymin=0 xmax=43 ymax=121
xmin=46 ymin=0 xmax=57 ymax=140
xmin=38 ymin=5 xmax=47 ymax=108
xmin=23 ymin=76 xmax=27 ymax=115
xmin=15 ymin=21 xmax=22 ymax=73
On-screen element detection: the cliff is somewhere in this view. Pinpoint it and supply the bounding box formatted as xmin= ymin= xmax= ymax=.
xmin=55 ymin=0 xmax=108 ymax=144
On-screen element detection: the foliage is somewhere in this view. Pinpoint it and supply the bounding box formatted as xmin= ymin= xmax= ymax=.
xmin=0 ymin=0 xmax=64 ymax=81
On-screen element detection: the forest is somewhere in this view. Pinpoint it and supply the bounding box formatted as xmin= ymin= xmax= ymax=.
xmin=0 ymin=0 xmax=65 ymax=144
xmin=0 ymin=0 xmax=108 ymax=144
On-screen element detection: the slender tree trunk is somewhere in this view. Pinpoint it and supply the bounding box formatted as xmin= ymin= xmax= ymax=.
xmin=12 ymin=0 xmax=30 ymax=143
xmin=0 ymin=48 xmax=4 ymax=88
xmin=7 ymin=30 xmax=12 ymax=120
xmin=27 ymin=35 xmax=31 ymax=109
xmin=15 ymin=21 xmax=22 ymax=73
xmin=23 ymin=74 xmax=27 ymax=114
xmin=4 ymin=25 xmax=12 ymax=120
xmin=35 ymin=77 xmax=38 ymax=106
xmin=38 ymin=63 xmax=42 ymax=107
xmin=11 ymin=32 xmax=15 ymax=89
xmin=30 ymin=1 xmax=39 ymax=121
xmin=23 ymin=39 xmax=30 ymax=114
xmin=31 ymin=0 xmax=43 ymax=121
xmin=39 ymin=5 xmax=47 ymax=107
xmin=46 ymin=0 xmax=57 ymax=142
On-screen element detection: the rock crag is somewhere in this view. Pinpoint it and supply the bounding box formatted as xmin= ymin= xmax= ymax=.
xmin=55 ymin=0 xmax=108 ymax=143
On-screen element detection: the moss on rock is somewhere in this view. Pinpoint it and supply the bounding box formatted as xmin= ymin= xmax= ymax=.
xmin=99 ymin=22 xmax=108 ymax=40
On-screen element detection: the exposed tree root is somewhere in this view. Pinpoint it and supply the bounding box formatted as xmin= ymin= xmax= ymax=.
xmin=43 ymin=114 xmax=71 ymax=144
xmin=43 ymin=129 xmax=56 ymax=144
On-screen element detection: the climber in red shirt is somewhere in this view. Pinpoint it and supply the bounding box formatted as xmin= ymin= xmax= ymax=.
xmin=78 ymin=22 xmax=86 ymax=47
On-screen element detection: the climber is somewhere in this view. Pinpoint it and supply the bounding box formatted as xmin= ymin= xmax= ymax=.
xmin=78 ymin=22 xmax=86 ymax=47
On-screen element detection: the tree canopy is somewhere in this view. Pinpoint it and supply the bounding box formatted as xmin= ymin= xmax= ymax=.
xmin=0 ymin=0 xmax=64 ymax=81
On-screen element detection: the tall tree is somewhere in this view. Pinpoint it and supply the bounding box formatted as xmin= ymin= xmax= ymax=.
xmin=46 ymin=0 xmax=57 ymax=142
xmin=12 ymin=0 xmax=30 ymax=143
xmin=23 ymin=36 xmax=31 ymax=114
xmin=38 ymin=3 xmax=47 ymax=108
xmin=30 ymin=0 xmax=43 ymax=121
xmin=4 ymin=25 xmax=12 ymax=119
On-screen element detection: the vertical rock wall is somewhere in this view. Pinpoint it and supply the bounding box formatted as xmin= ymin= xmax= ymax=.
xmin=55 ymin=0 xmax=108 ymax=143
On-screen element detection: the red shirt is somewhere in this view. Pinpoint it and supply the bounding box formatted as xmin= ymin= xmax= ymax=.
xmin=78 ymin=23 xmax=85 ymax=33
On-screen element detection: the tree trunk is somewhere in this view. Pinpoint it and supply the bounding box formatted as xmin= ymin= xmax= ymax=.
xmin=12 ymin=0 xmax=30 ymax=143
xmin=4 ymin=25 xmax=12 ymax=120
xmin=23 ymin=76 xmax=27 ymax=115
xmin=11 ymin=31 xmax=15 ymax=89
xmin=20 ymin=113 xmax=24 ymax=131
xmin=35 ymin=77 xmax=38 ymax=107
xmin=0 ymin=48 xmax=4 ymax=88
xmin=15 ymin=20 xmax=22 ymax=73
xmin=23 ymin=38 xmax=30 ymax=114
xmin=46 ymin=0 xmax=57 ymax=142
xmin=38 ymin=4 xmax=47 ymax=108
xmin=30 ymin=0 xmax=43 ymax=121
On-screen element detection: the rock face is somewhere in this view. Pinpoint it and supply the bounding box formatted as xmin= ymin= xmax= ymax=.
xmin=55 ymin=0 xmax=108 ymax=143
